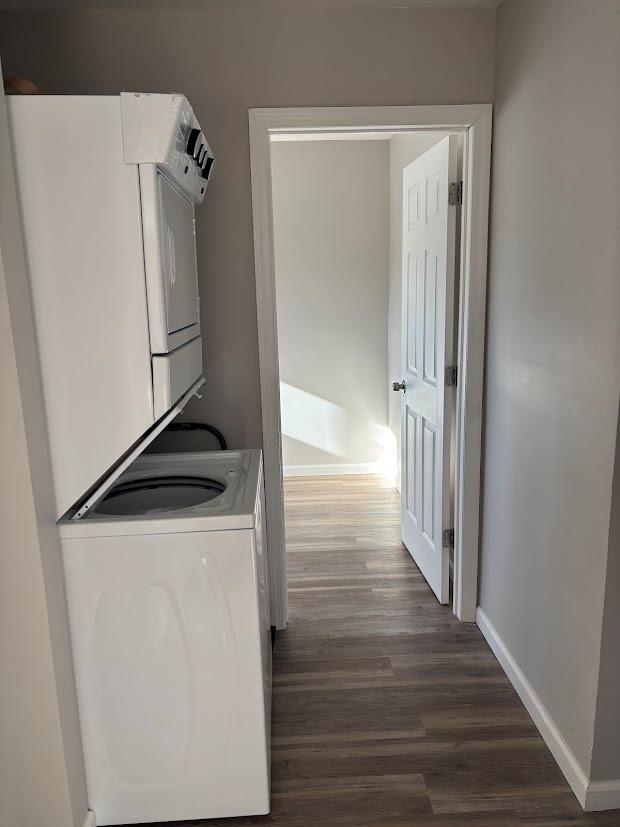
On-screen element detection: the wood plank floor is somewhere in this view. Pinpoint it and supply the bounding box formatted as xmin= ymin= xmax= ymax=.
xmin=165 ymin=475 xmax=619 ymax=826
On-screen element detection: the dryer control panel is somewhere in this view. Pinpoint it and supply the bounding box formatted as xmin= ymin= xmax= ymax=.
xmin=121 ymin=92 xmax=215 ymax=204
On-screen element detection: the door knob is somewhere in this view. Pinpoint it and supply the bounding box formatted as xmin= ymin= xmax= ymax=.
xmin=392 ymin=380 xmax=406 ymax=392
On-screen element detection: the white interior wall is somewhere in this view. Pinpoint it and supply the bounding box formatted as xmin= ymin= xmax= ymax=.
xmin=591 ymin=405 xmax=620 ymax=784
xmin=271 ymin=139 xmax=390 ymax=476
xmin=387 ymin=132 xmax=450 ymax=491
xmin=480 ymin=0 xmax=620 ymax=798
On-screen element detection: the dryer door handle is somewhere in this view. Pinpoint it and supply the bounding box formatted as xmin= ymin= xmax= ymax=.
xmin=167 ymin=226 xmax=177 ymax=288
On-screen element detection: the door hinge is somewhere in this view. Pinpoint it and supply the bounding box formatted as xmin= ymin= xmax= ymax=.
xmin=445 ymin=365 xmax=458 ymax=387
xmin=448 ymin=181 xmax=463 ymax=206
xmin=442 ymin=528 xmax=454 ymax=548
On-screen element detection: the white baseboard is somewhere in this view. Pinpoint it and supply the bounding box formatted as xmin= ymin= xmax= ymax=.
xmin=477 ymin=608 xmax=620 ymax=812
xmin=476 ymin=608 xmax=592 ymax=808
xmin=83 ymin=811 xmax=96 ymax=827
xmin=283 ymin=462 xmax=381 ymax=478
xmin=585 ymin=779 xmax=620 ymax=812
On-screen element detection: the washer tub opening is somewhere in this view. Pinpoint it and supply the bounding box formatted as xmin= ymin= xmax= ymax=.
xmin=94 ymin=475 xmax=227 ymax=516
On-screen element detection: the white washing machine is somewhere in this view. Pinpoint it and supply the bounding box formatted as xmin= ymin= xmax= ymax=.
xmin=59 ymin=449 xmax=271 ymax=826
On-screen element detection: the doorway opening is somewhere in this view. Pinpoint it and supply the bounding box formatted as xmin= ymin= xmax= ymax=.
xmin=249 ymin=106 xmax=492 ymax=631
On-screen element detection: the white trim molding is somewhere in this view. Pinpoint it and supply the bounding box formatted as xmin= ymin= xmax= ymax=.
xmin=477 ymin=608 xmax=620 ymax=812
xmin=83 ymin=811 xmax=97 ymax=827
xmin=476 ymin=608 xmax=589 ymax=805
xmin=452 ymin=105 xmax=493 ymax=623
xmin=249 ymin=104 xmax=493 ymax=628
xmin=585 ymin=780 xmax=620 ymax=812
xmin=283 ymin=462 xmax=382 ymax=478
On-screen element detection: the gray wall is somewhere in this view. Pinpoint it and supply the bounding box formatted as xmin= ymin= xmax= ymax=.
xmin=387 ymin=131 xmax=448 ymax=490
xmin=591 ymin=405 xmax=620 ymax=782
xmin=271 ymin=139 xmax=390 ymax=473
xmin=0 ymin=75 xmax=88 ymax=827
xmin=480 ymin=0 xmax=620 ymax=774
xmin=0 ymin=7 xmax=495 ymax=449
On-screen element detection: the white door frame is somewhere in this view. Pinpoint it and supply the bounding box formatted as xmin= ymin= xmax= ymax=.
xmin=249 ymin=104 xmax=492 ymax=628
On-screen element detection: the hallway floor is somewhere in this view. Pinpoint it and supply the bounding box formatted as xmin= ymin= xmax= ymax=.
xmin=197 ymin=475 xmax=618 ymax=826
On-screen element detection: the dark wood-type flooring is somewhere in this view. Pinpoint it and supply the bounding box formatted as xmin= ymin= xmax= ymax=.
xmin=155 ymin=475 xmax=620 ymax=826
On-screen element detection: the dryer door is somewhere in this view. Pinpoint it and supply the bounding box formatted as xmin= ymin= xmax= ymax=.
xmin=140 ymin=166 xmax=201 ymax=353
xmin=159 ymin=173 xmax=199 ymax=335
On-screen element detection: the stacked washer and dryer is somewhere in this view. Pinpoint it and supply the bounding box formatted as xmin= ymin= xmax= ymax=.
xmin=8 ymin=93 xmax=272 ymax=824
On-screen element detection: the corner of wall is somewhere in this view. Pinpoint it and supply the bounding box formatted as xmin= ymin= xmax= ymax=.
xmin=589 ymin=400 xmax=620 ymax=790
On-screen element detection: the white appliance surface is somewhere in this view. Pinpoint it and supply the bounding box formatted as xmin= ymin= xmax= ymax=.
xmin=120 ymin=91 xmax=214 ymax=204
xmin=139 ymin=165 xmax=202 ymax=354
xmin=71 ymin=379 xmax=205 ymax=521
xmin=8 ymin=94 xmax=154 ymax=519
xmin=152 ymin=336 xmax=203 ymax=420
xmin=60 ymin=450 xmax=272 ymax=825
xmin=7 ymin=93 xmax=212 ymax=518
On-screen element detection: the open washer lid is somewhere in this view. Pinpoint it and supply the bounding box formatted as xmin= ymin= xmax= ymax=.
xmin=68 ymin=378 xmax=205 ymax=520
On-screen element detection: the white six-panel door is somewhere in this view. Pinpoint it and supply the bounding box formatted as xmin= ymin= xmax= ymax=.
xmin=398 ymin=136 xmax=457 ymax=604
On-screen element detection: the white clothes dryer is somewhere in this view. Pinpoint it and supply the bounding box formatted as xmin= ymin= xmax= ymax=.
xmin=59 ymin=449 xmax=271 ymax=825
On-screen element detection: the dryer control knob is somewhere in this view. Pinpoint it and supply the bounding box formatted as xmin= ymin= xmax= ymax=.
xmin=187 ymin=128 xmax=202 ymax=159
xmin=201 ymin=156 xmax=214 ymax=180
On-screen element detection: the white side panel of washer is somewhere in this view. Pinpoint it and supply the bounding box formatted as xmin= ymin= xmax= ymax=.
xmin=253 ymin=460 xmax=273 ymax=766
xmin=152 ymin=336 xmax=203 ymax=419
xmin=62 ymin=527 xmax=270 ymax=824
xmin=7 ymin=96 xmax=154 ymax=519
